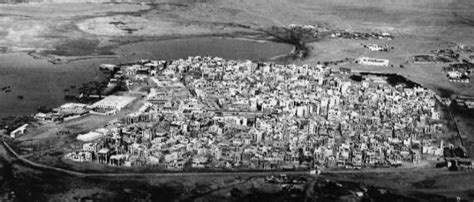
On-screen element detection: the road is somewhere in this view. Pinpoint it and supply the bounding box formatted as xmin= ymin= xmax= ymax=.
xmin=1 ymin=140 xmax=443 ymax=179
xmin=2 ymin=140 xmax=310 ymax=178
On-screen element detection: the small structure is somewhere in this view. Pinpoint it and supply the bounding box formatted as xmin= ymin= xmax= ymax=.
xmin=447 ymin=71 xmax=470 ymax=83
xmin=361 ymin=43 xmax=388 ymax=52
xmin=99 ymin=64 xmax=119 ymax=71
xmin=77 ymin=131 xmax=104 ymax=142
xmin=65 ymin=151 xmax=93 ymax=162
xmin=10 ymin=124 xmax=28 ymax=138
xmin=110 ymin=154 xmax=129 ymax=166
xmin=357 ymin=57 xmax=389 ymax=67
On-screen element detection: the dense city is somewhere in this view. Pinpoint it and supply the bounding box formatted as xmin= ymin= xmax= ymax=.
xmin=58 ymin=56 xmax=454 ymax=171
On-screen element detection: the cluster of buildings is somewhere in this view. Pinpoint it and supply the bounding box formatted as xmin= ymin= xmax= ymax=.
xmin=412 ymin=55 xmax=438 ymax=64
xmin=287 ymin=24 xmax=330 ymax=38
xmin=33 ymin=95 xmax=136 ymax=123
xmin=285 ymin=24 xmax=394 ymax=42
xmin=454 ymin=96 xmax=474 ymax=109
xmin=458 ymin=44 xmax=474 ymax=63
xmin=413 ymin=49 xmax=460 ymax=64
xmin=65 ymin=56 xmax=446 ymax=171
xmin=411 ymin=47 xmax=472 ymax=83
xmin=430 ymin=49 xmax=460 ymax=63
xmin=443 ymin=62 xmax=472 ymax=83
xmin=34 ymin=103 xmax=89 ymax=123
xmin=330 ymin=31 xmax=393 ymax=40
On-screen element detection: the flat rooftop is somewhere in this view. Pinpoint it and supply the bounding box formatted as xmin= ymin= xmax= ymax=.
xmin=91 ymin=95 xmax=136 ymax=110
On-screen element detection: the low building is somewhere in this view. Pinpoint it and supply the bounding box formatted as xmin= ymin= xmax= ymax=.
xmin=90 ymin=95 xmax=136 ymax=114
xmin=10 ymin=124 xmax=28 ymax=138
xmin=362 ymin=44 xmax=387 ymax=52
xmin=77 ymin=131 xmax=104 ymax=142
xmin=358 ymin=57 xmax=389 ymax=67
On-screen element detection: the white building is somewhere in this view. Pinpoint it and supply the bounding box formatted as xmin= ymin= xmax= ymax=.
xmin=77 ymin=131 xmax=104 ymax=142
xmin=91 ymin=95 xmax=136 ymax=111
xmin=362 ymin=44 xmax=385 ymax=51
xmin=10 ymin=124 xmax=28 ymax=138
xmin=447 ymin=71 xmax=462 ymax=79
xmin=358 ymin=57 xmax=389 ymax=67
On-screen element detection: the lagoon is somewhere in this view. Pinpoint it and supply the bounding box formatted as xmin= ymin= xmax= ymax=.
xmin=115 ymin=37 xmax=293 ymax=62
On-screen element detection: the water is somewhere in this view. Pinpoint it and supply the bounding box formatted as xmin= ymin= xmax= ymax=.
xmin=0 ymin=53 xmax=112 ymax=119
xmin=115 ymin=37 xmax=293 ymax=62
xmin=0 ymin=37 xmax=293 ymax=118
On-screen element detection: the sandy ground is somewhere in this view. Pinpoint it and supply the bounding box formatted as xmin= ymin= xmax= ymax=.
xmin=1 ymin=0 xmax=474 ymax=200
xmin=76 ymin=15 xmax=217 ymax=37
xmin=0 ymin=3 xmax=149 ymax=17
xmin=325 ymin=169 xmax=474 ymax=200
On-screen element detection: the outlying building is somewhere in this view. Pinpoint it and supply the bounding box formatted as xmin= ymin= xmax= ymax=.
xmin=91 ymin=95 xmax=136 ymax=113
xmin=358 ymin=57 xmax=389 ymax=67
xmin=77 ymin=131 xmax=104 ymax=142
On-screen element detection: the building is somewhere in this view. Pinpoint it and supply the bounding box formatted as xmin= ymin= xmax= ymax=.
xmin=99 ymin=64 xmax=119 ymax=71
xmin=77 ymin=131 xmax=104 ymax=142
xmin=10 ymin=124 xmax=28 ymax=138
xmin=362 ymin=44 xmax=386 ymax=52
xmin=91 ymin=95 xmax=136 ymax=114
xmin=358 ymin=57 xmax=389 ymax=67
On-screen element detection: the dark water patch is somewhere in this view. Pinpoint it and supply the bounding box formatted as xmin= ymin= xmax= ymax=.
xmin=0 ymin=52 xmax=112 ymax=119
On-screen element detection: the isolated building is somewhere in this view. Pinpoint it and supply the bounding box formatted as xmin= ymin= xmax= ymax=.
xmin=358 ymin=57 xmax=389 ymax=67
xmin=91 ymin=95 xmax=136 ymax=113
xmin=10 ymin=124 xmax=28 ymax=138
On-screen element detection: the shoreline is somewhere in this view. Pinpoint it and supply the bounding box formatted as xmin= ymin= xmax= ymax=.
xmin=14 ymin=33 xmax=299 ymax=65
xmin=28 ymin=52 xmax=121 ymax=64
